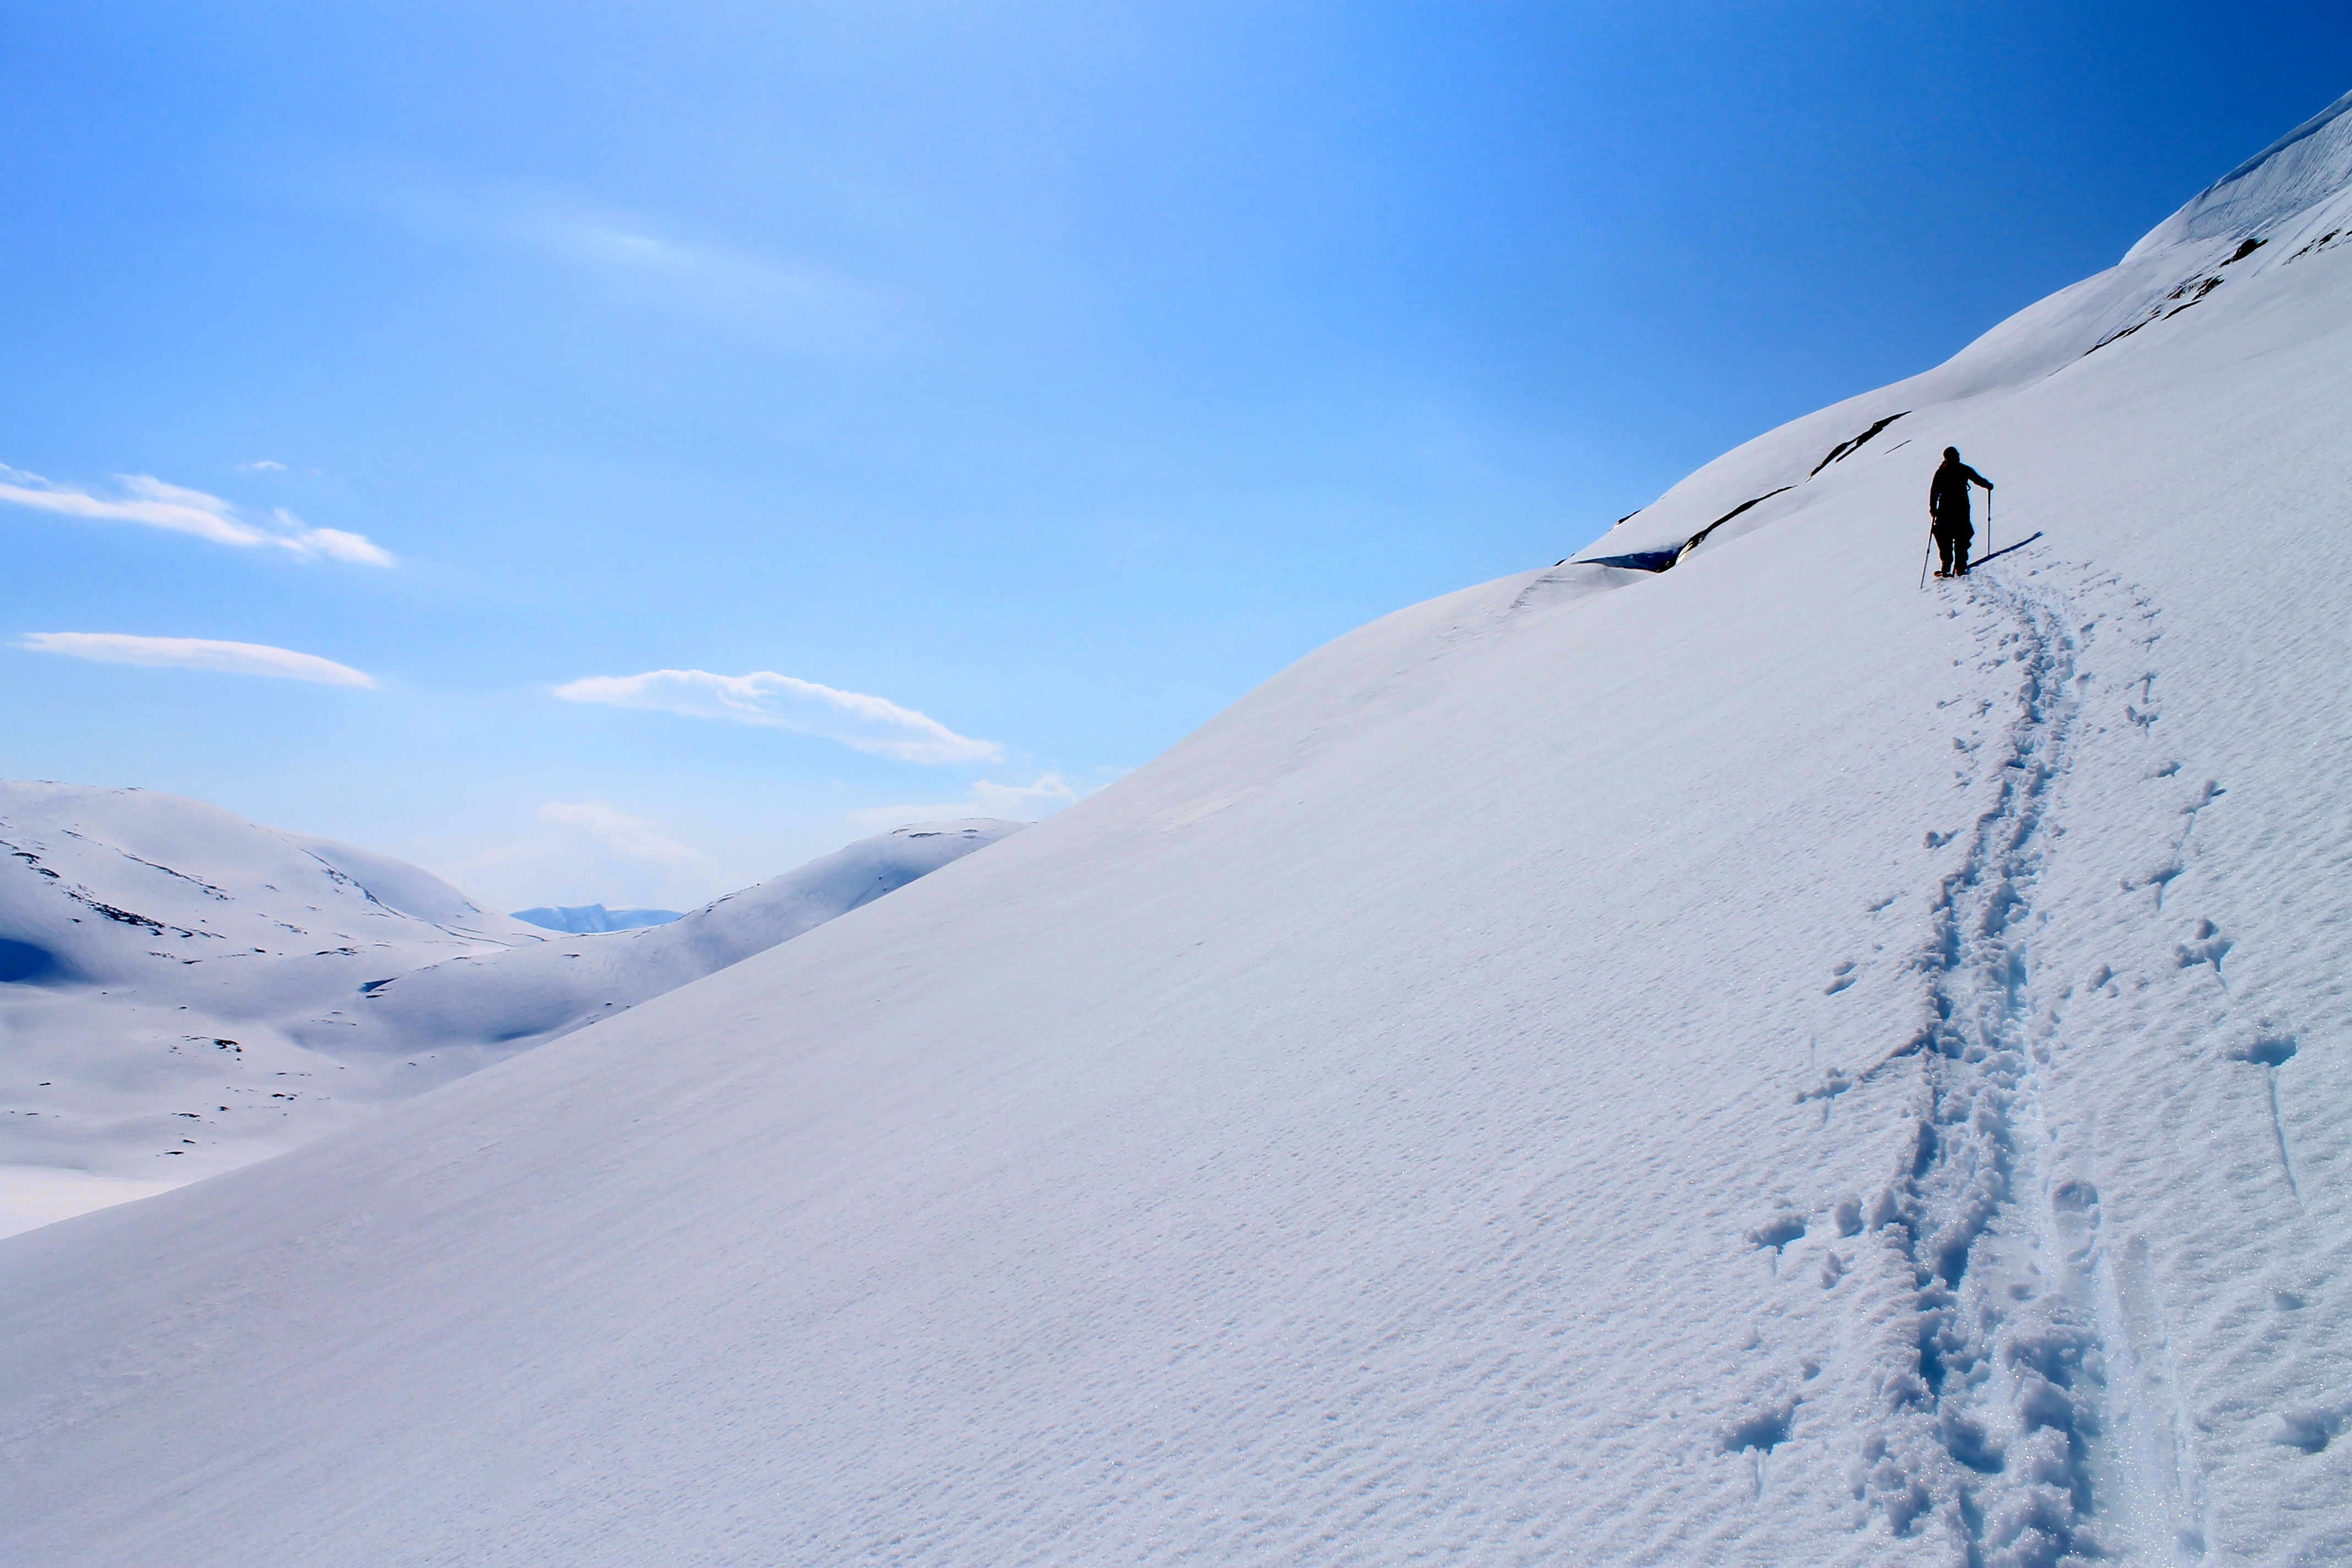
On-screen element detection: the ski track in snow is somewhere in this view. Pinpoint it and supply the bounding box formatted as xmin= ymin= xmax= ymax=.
xmin=1820 ymin=552 xmax=2318 ymax=1566
xmin=10 ymin=90 xmax=2352 ymax=1568
xmin=1848 ymin=566 xmax=2122 ymax=1567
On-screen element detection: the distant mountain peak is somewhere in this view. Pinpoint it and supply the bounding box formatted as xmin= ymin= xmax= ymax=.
xmin=510 ymin=903 xmax=684 ymax=934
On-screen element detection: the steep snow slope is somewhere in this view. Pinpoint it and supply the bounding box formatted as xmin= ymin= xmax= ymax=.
xmin=0 ymin=787 xmax=1018 ymax=1234
xmin=1577 ymin=85 xmax=2352 ymax=578
xmin=5 ymin=101 xmax=2350 ymax=1568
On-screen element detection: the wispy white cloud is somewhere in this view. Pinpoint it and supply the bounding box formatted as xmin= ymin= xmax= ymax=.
xmin=0 ymin=466 xmax=393 ymax=565
xmin=844 ymin=771 xmax=1104 ymax=831
xmin=347 ymin=173 xmax=891 ymax=351
xmin=271 ymin=512 xmax=393 ymax=564
xmin=236 ymin=459 xmax=286 ymax=472
xmin=554 ymin=668 xmax=999 ymax=764
xmin=532 ymin=802 xmax=710 ymax=869
xmin=437 ymin=802 xmax=714 ymax=913
xmin=15 ymin=631 xmax=375 ymax=687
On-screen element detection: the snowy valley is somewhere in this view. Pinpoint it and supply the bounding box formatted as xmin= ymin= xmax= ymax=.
xmin=0 ymin=782 xmax=1017 ymax=1234
xmin=4 ymin=90 xmax=2351 ymax=1568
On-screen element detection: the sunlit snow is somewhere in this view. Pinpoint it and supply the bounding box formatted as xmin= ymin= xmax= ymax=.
xmin=0 ymin=783 xmax=1017 ymax=1233
xmin=4 ymin=90 xmax=2351 ymax=1568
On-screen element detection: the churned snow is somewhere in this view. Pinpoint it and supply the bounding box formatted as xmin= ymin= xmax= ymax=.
xmin=0 ymin=787 xmax=1019 ymax=1233
xmin=4 ymin=95 xmax=2350 ymax=1567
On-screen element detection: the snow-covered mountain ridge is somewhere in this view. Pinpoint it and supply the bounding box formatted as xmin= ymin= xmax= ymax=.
xmin=349 ymin=816 xmax=1021 ymax=1060
xmin=0 ymin=783 xmax=1019 ymax=1233
xmin=4 ymin=94 xmax=2349 ymax=1567
xmin=1577 ymin=86 xmax=2352 ymax=575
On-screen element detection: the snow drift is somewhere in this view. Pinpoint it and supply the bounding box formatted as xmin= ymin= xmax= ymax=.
xmin=0 ymin=785 xmax=1018 ymax=1233
xmin=5 ymin=95 xmax=2351 ymax=1567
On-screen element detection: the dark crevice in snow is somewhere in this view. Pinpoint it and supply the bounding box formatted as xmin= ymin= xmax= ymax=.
xmin=2087 ymin=273 xmax=2226 ymax=354
xmin=1810 ymin=411 xmax=1910 ymax=476
xmin=66 ymin=892 xmax=173 ymax=936
xmin=2165 ymin=277 xmax=2224 ymax=317
xmin=2288 ymin=227 xmax=2343 ymax=261
xmin=1569 ymin=488 xmax=1792 ymax=575
xmin=1574 ymin=548 xmax=1681 ymax=572
xmin=8 ymin=837 xmax=224 ymax=941
xmin=1676 ymin=487 xmax=1793 ymax=564
xmin=2084 ymin=317 xmax=2150 ymax=355
xmin=1567 ymin=411 xmax=1899 ymax=576
xmin=111 ymin=851 xmax=233 ymax=901
xmin=6 ymin=843 xmax=63 ymax=880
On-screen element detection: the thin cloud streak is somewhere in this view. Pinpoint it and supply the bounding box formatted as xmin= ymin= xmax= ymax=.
xmin=555 ymin=668 xmax=999 ymax=764
xmin=535 ymin=802 xmax=711 ymax=869
xmin=15 ymin=631 xmax=375 ymax=687
xmin=0 ymin=466 xmax=393 ymax=565
xmin=437 ymin=802 xmax=714 ymax=913
xmin=344 ymin=172 xmax=895 ymax=352
xmin=844 ymin=771 xmax=1100 ymax=831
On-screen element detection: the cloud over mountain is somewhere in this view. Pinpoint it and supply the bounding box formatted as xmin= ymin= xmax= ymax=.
xmin=554 ymin=667 xmax=1000 ymax=763
xmin=843 ymin=771 xmax=1099 ymax=830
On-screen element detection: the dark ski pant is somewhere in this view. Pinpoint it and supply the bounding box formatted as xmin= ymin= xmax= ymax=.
xmin=1933 ymin=520 xmax=1973 ymax=575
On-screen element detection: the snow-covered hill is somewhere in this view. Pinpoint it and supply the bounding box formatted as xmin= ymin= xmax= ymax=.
xmin=347 ymin=818 xmax=1021 ymax=1060
xmin=0 ymin=785 xmax=1019 ymax=1233
xmin=6 ymin=95 xmax=2350 ymax=1567
xmin=1578 ymin=87 xmax=2352 ymax=579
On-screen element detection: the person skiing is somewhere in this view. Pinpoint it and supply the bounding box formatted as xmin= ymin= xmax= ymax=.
xmin=1929 ymin=447 xmax=1994 ymax=578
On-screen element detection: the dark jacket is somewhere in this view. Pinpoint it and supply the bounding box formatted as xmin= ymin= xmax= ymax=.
xmin=1930 ymin=459 xmax=1992 ymax=526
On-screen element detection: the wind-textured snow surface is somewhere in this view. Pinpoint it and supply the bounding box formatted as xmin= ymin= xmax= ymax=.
xmin=0 ymin=788 xmax=1019 ymax=1235
xmin=6 ymin=97 xmax=2352 ymax=1567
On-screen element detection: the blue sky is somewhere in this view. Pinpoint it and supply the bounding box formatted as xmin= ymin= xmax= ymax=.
xmin=4 ymin=1 xmax=2345 ymax=910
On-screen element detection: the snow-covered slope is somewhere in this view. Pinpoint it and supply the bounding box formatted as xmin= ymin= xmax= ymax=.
xmin=0 ymin=783 xmax=553 ymax=1227
xmin=348 ymin=819 xmax=1022 ymax=1059
xmin=0 ymin=787 xmax=1019 ymax=1234
xmin=1576 ymin=85 xmax=2352 ymax=578
xmin=6 ymin=98 xmax=2351 ymax=1567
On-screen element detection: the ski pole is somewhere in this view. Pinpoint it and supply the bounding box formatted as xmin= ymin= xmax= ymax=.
xmin=1986 ymin=489 xmax=1993 ymax=560
xmin=1919 ymin=533 xmax=1932 ymax=591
